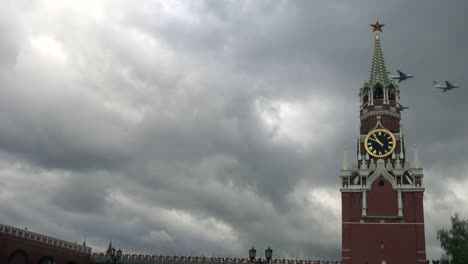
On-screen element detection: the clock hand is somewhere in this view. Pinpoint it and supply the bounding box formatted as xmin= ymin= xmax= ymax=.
xmin=371 ymin=134 xmax=384 ymax=146
xmin=368 ymin=137 xmax=383 ymax=146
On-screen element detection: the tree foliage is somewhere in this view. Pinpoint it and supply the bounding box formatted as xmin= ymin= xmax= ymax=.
xmin=437 ymin=213 xmax=468 ymax=264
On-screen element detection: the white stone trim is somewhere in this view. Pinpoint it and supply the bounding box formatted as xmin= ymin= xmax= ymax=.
xmin=399 ymin=188 xmax=425 ymax=192
xmin=342 ymin=222 xmax=424 ymax=225
xmin=340 ymin=188 xmax=365 ymax=193
xmin=360 ymin=110 xmax=400 ymax=120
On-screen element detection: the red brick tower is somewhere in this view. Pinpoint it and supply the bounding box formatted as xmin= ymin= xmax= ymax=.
xmin=340 ymin=21 xmax=426 ymax=264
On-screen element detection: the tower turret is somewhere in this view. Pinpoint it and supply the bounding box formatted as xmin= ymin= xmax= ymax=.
xmin=340 ymin=21 xmax=426 ymax=264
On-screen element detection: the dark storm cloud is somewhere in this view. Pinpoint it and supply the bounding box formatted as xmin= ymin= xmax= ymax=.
xmin=0 ymin=0 xmax=467 ymax=260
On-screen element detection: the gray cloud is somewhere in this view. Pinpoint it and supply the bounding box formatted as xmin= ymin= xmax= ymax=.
xmin=0 ymin=0 xmax=467 ymax=261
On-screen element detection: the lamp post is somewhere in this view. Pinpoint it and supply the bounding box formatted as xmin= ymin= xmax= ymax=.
xmin=249 ymin=246 xmax=273 ymax=264
xmin=105 ymin=243 xmax=122 ymax=264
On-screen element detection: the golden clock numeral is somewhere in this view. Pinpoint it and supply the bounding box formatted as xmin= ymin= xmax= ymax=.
xmin=368 ymin=142 xmax=372 ymax=146
xmin=378 ymin=131 xmax=381 ymax=136
xmin=378 ymin=151 xmax=382 ymax=155
xmin=373 ymin=150 xmax=377 ymax=154
xmin=388 ymin=137 xmax=392 ymax=140
xmin=369 ymin=146 xmax=373 ymax=150
xmin=388 ymin=145 xmax=392 ymax=149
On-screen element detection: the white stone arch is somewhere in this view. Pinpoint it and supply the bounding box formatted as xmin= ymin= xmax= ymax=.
xmin=367 ymin=159 xmax=396 ymax=189
xmin=369 ymin=116 xmax=390 ymax=131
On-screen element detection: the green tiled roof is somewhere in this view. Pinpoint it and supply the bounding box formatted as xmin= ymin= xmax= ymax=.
xmin=367 ymin=33 xmax=391 ymax=88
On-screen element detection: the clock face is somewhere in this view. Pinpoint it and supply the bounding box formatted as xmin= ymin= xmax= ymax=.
xmin=364 ymin=128 xmax=396 ymax=158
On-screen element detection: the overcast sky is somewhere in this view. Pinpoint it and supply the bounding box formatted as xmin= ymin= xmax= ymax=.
xmin=1 ymin=0 xmax=467 ymax=260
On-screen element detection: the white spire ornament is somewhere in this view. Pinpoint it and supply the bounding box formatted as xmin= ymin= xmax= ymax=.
xmin=399 ymin=124 xmax=404 ymax=159
xmin=357 ymin=137 xmax=362 ymax=160
xmin=342 ymin=146 xmax=349 ymax=170
xmin=395 ymin=156 xmax=402 ymax=170
xmin=413 ymin=144 xmax=421 ymax=168
xmin=361 ymin=157 xmax=368 ymax=170
xmin=386 ymin=159 xmax=393 ymax=170
xmin=369 ymin=158 xmax=376 ymax=170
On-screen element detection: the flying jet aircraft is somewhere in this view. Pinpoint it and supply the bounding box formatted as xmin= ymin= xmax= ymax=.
xmin=433 ymin=81 xmax=460 ymax=92
xmin=399 ymin=104 xmax=409 ymax=111
xmin=391 ymin=70 xmax=414 ymax=83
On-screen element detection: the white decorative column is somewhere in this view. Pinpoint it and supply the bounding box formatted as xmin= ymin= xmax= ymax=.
xmin=362 ymin=190 xmax=367 ymax=216
xmin=397 ymin=190 xmax=403 ymax=216
xmin=357 ymin=137 xmax=362 ymax=161
xmin=396 ymin=90 xmax=399 ymax=105
xmin=383 ymin=86 xmax=388 ymax=104
xmin=399 ymin=124 xmax=404 ymax=159
xmin=360 ymin=91 xmax=363 ymax=109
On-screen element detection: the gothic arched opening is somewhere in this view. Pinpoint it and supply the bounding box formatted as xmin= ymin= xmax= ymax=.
xmin=373 ymin=85 xmax=384 ymax=100
xmin=351 ymin=172 xmax=360 ymax=185
xmin=39 ymin=256 xmax=55 ymax=264
xmin=363 ymin=94 xmax=369 ymax=105
xmin=388 ymin=87 xmax=396 ymax=101
xmin=403 ymin=171 xmax=414 ymax=185
xmin=8 ymin=249 xmax=29 ymax=264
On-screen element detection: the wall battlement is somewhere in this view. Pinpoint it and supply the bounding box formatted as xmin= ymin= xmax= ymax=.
xmin=91 ymin=253 xmax=341 ymax=264
xmin=0 ymin=223 xmax=92 ymax=254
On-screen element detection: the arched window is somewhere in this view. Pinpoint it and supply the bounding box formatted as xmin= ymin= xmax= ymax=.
xmin=8 ymin=249 xmax=29 ymax=264
xmin=373 ymin=86 xmax=383 ymax=100
xmin=39 ymin=256 xmax=55 ymax=264
xmin=388 ymin=87 xmax=396 ymax=101
xmin=351 ymin=172 xmax=360 ymax=185
xmin=379 ymin=179 xmax=385 ymax=187
xmin=403 ymin=171 xmax=413 ymax=185
xmin=363 ymin=94 xmax=369 ymax=105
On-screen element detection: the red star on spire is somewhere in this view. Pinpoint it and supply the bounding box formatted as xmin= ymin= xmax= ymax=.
xmin=370 ymin=20 xmax=384 ymax=32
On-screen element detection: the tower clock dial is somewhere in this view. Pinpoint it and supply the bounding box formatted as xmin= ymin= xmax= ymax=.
xmin=364 ymin=128 xmax=396 ymax=158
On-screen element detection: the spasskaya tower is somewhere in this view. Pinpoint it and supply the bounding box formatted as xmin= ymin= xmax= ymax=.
xmin=339 ymin=21 xmax=426 ymax=264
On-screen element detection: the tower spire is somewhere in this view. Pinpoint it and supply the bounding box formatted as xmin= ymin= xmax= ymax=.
xmin=368 ymin=20 xmax=390 ymax=86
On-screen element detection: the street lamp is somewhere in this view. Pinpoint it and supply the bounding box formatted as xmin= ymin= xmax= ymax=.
xmin=105 ymin=243 xmax=122 ymax=264
xmin=249 ymin=247 xmax=273 ymax=264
